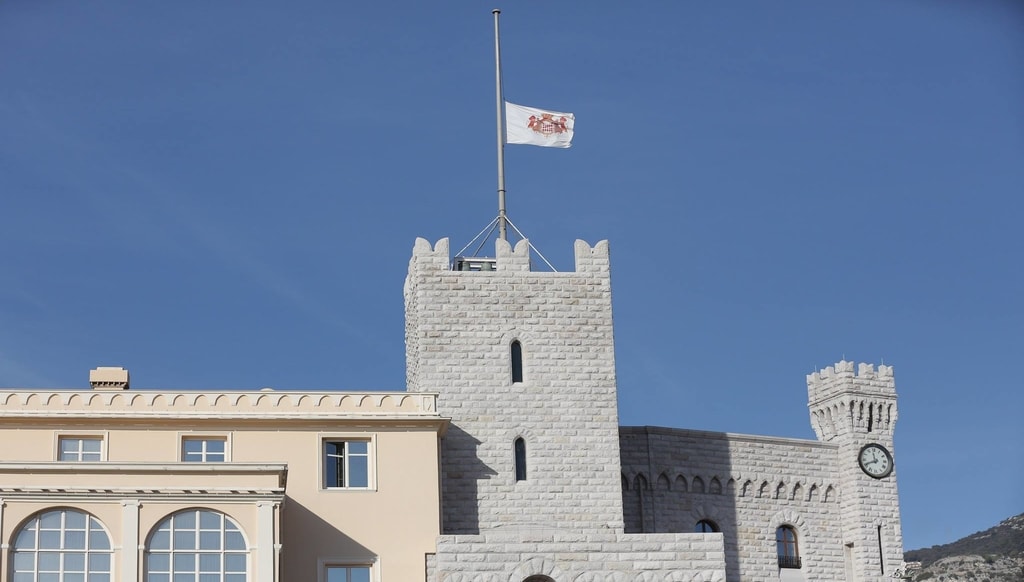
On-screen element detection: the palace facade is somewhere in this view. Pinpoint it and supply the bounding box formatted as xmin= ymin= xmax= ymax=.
xmin=0 ymin=237 xmax=904 ymax=582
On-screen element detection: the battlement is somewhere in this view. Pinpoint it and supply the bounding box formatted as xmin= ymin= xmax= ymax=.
xmin=807 ymin=360 xmax=895 ymax=404
xmin=807 ymin=360 xmax=898 ymax=440
xmin=407 ymin=237 xmax=610 ymax=274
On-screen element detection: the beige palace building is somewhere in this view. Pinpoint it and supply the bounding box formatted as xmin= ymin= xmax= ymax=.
xmin=0 ymin=367 xmax=446 ymax=582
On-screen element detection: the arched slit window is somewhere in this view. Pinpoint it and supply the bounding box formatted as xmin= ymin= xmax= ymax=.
xmin=514 ymin=437 xmax=527 ymax=481
xmin=12 ymin=508 xmax=113 ymax=582
xmin=776 ymin=525 xmax=801 ymax=569
xmin=510 ymin=340 xmax=523 ymax=384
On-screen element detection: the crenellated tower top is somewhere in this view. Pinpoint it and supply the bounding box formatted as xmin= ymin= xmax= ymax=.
xmin=807 ymin=360 xmax=895 ymax=404
xmin=806 ymin=360 xmax=898 ymax=442
xmin=405 ymin=237 xmax=610 ymax=275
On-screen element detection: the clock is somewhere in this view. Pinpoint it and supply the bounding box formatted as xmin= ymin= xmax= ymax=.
xmin=858 ymin=443 xmax=894 ymax=479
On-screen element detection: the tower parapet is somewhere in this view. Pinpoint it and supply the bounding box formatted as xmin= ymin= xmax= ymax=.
xmin=807 ymin=360 xmax=898 ymax=441
xmin=406 ymin=237 xmax=611 ymax=275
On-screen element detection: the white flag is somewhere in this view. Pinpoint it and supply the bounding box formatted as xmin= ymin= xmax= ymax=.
xmin=505 ymin=101 xmax=575 ymax=148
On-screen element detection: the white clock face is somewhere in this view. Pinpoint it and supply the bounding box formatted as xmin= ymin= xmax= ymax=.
xmin=858 ymin=444 xmax=893 ymax=478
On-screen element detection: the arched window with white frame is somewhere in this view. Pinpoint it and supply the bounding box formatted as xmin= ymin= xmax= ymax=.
xmin=11 ymin=508 xmax=113 ymax=582
xmin=145 ymin=508 xmax=248 ymax=582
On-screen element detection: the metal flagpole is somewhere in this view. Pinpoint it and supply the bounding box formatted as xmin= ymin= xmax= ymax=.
xmin=493 ymin=8 xmax=507 ymax=242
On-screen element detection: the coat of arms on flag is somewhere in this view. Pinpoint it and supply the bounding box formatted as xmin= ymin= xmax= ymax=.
xmin=505 ymin=101 xmax=575 ymax=148
xmin=528 ymin=113 xmax=570 ymax=137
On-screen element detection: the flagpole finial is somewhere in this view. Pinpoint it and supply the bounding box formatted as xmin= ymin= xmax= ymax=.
xmin=493 ymin=8 xmax=500 ymax=14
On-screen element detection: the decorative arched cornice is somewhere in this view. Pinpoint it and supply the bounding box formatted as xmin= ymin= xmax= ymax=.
xmin=0 ymin=389 xmax=440 ymax=419
xmin=740 ymin=480 xmax=752 ymax=497
xmin=774 ymin=481 xmax=786 ymax=499
xmin=824 ymin=484 xmax=836 ymax=503
xmin=656 ymin=472 xmax=671 ymax=491
xmin=633 ymin=473 xmax=650 ymax=491
xmin=675 ymin=474 xmax=688 ymax=493
xmin=791 ymin=482 xmax=804 ymax=501
xmin=709 ymin=476 xmax=722 ymax=494
xmin=691 ymin=476 xmax=706 ymax=493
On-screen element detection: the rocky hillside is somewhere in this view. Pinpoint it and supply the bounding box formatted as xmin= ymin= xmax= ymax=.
xmin=904 ymin=512 xmax=1024 ymax=581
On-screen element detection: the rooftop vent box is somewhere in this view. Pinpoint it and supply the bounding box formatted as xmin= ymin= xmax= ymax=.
xmin=453 ymin=257 xmax=498 ymax=272
xmin=89 ymin=366 xmax=130 ymax=390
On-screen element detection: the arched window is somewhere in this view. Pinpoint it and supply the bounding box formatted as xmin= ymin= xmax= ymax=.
xmin=146 ymin=509 xmax=248 ymax=582
xmin=12 ymin=508 xmax=113 ymax=582
xmin=776 ymin=525 xmax=801 ymax=569
xmin=523 ymin=577 xmax=554 ymax=582
xmin=695 ymin=519 xmax=719 ymax=533
xmin=514 ymin=437 xmax=527 ymax=481
xmin=510 ymin=340 xmax=524 ymax=384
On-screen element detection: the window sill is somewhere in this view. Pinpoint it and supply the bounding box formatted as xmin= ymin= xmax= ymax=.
xmin=322 ymin=487 xmax=376 ymax=492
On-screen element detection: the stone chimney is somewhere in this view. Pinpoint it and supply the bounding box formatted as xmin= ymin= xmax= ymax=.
xmin=89 ymin=366 xmax=130 ymax=390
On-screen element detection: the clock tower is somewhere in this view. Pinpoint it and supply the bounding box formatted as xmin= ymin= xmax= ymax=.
xmin=807 ymin=361 xmax=905 ymax=582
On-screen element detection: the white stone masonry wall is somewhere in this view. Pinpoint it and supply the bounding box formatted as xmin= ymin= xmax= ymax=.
xmin=404 ymin=238 xmax=625 ymax=534
xmin=620 ymin=427 xmax=846 ymax=582
xmin=431 ymin=530 xmax=726 ymax=582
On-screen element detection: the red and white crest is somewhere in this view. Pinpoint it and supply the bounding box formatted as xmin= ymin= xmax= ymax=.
xmin=527 ymin=113 xmax=570 ymax=136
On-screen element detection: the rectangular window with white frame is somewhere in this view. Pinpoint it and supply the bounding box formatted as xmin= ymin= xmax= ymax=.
xmin=181 ymin=436 xmax=228 ymax=462
xmin=326 ymin=565 xmax=372 ymax=582
xmin=57 ymin=436 xmax=104 ymax=461
xmin=322 ymin=437 xmax=372 ymax=489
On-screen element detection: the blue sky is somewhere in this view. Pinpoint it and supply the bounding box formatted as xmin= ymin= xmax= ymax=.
xmin=2 ymin=1 xmax=1021 ymax=551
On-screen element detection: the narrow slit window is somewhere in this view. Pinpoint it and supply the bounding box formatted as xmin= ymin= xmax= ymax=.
xmin=878 ymin=524 xmax=884 ymax=574
xmin=514 ymin=437 xmax=527 ymax=481
xmin=511 ymin=340 xmax=523 ymax=383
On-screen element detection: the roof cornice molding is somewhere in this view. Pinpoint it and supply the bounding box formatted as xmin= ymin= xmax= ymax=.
xmin=0 ymin=390 xmax=441 ymax=420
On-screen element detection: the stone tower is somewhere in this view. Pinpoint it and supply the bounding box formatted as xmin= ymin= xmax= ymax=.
xmin=807 ymin=361 xmax=905 ymax=581
xmin=404 ymin=237 xmax=625 ymax=534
